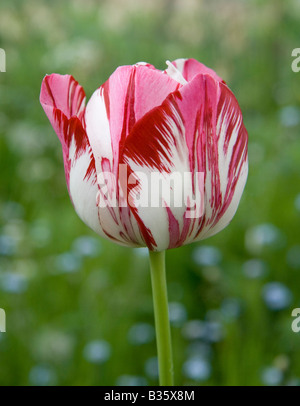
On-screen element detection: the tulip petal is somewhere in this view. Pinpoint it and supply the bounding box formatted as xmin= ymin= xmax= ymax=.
xmin=40 ymin=74 xmax=86 ymax=130
xmin=121 ymin=73 xmax=248 ymax=251
xmin=83 ymin=64 xmax=181 ymax=247
xmin=167 ymin=58 xmax=225 ymax=84
xmin=40 ymin=74 xmax=144 ymax=246
xmin=120 ymin=97 xmax=198 ymax=251
xmin=86 ymin=64 xmax=180 ymax=176
xmin=40 ymin=74 xmax=89 ymax=188
xmin=40 ymin=74 xmax=108 ymax=239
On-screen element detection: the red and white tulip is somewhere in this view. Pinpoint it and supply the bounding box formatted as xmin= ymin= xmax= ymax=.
xmin=40 ymin=58 xmax=248 ymax=251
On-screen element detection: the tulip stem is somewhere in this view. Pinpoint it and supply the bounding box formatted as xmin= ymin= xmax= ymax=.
xmin=149 ymin=250 xmax=174 ymax=386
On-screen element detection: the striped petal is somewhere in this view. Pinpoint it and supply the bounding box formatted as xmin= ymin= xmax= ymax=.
xmin=40 ymin=74 xmax=106 ymax=238
xmin=167 ymin=58 xmax=225 ymax=84
xmin=83 ymin=64 xmax=181 ymax=246
xmin=121 ymin=73 xmax=248 ymax=251
xmin=40 ymin=74 xmax=87 ymax=189
xmin=86 ymin=64 xmax=180 ymax=176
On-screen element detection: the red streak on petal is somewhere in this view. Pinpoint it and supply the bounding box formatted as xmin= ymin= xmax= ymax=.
xmin=122 ymin=95 xmax=184 ymax=172
xmin=44 ymin=76 xmax=57 ymax=109
xmin=123 ymin=164 xmax=157 ymax=250
xmin=102 ymin=80 xmax=110 ymax=121
xmin=101 ymin=157 xmax=111 ymax=173
xmin=120 ymin=67 xmax=137 ymax=152
xmin=166 ymin=207 xmax=180 ymax=249
xmin=84 ymin=157 xmax=96 ymax=182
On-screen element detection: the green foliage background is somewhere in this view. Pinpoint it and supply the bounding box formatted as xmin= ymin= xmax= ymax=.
xmin=0 ymin=0 xmax=300 ymax=386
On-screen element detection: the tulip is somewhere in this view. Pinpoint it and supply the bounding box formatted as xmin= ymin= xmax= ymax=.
xmin=40 ymin=58 xmax=248 ymax=252
xmin=40 ymin=58 xmax=248 ymax=385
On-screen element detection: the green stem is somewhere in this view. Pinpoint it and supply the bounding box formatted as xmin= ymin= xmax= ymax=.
xmin=149 ymin=250 xmax=174 ymax=386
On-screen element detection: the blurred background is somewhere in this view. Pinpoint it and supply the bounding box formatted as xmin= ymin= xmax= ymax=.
xmin=0 ymin=0 xmax=300 ymax=386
